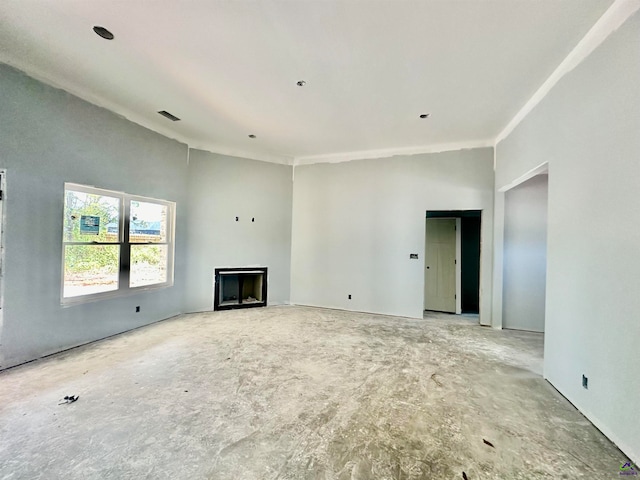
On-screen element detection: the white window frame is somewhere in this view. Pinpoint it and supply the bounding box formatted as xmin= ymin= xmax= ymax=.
xmin=61 ymin=183 xmax=175 ymax=305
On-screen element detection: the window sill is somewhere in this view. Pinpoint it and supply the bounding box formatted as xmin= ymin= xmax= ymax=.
xmin=60 ymin=282 xmax=174 ymax=307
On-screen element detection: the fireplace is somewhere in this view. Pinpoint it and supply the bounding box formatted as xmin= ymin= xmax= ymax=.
xmin=214 ymin=267 xmax=267 ymax=310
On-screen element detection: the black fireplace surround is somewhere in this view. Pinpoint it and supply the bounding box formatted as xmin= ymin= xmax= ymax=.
xmin=214 ymin=267 xmax=267 ymax=311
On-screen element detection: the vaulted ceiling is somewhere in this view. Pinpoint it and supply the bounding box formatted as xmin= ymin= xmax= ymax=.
xmin=0 ymin=0 xmax=614 ymax=164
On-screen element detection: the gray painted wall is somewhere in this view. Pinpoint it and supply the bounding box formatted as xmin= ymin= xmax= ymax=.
xmin=0 ymin=64 xmax=189 ymax=369
xmin=503 ymin=174 xmax=548 ymax=332
xmin=291 ymin=149 xmax=494 ymax=320
xmin=183 ymin=149 xmax=292 ymax=312
xmin=495 ymin=11 xmax=640 ymax=463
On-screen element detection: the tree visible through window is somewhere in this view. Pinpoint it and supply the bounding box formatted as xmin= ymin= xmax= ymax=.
xmin=62 ymin=184 xmax=174 ymax=302
xmin=129 ymin=200 xmax=169 ymax=288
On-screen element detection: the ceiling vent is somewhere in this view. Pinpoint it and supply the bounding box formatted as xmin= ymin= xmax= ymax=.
xmin=158 ymin=110 xmax=181 ymax=122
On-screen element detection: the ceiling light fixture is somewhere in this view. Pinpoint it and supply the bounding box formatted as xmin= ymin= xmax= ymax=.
xmin=93 ymin=26 xmax=114 ymax=40
xmin=296 ymin=80 xmax=306 ymax=87
xmin=419 ymin=113 xmax=431 ymax=119
xmin=158 ymin=110 xmax=181 ymax=121
xmin=248 ymin=134 xmax=256 ymax=139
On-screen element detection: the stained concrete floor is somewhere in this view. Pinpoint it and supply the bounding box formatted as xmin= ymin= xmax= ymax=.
xmin=0 ymin=306 xmax=628 ymax=479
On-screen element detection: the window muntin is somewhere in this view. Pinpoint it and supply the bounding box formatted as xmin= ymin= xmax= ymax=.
xmin=62 ymin=184 xmax=174 ymax=303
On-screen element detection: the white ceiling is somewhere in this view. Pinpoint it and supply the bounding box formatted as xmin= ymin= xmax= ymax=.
xmin=0 ymin=0 xmax=615 ymax=164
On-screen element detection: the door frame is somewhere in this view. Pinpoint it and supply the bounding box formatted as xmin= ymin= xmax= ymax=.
xmin=455 ymin=217 xmax=462 ymax=314
xmin=425 ymin=211 xmax=486 ymax=321
xmin=492 ymin=161 xmax=549 ymax=329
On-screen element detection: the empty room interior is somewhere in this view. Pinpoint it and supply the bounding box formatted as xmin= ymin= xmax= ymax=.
xmin=1 ymin=1 xmax=639 ymax=478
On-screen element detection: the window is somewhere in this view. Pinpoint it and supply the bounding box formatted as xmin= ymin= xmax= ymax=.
xmin=62 ymin=183 xmax=175 ymax=303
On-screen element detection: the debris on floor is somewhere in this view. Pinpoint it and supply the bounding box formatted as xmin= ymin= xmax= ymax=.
xmin=483 ymin=439 xmax=495 ymax=448
xmin=1 ymin=307 xmax=627 ymax=479
xmin=430 ymin=373 xmax=443 ymax=387
xmin=58 ymin=395 xmax=79 ymax=405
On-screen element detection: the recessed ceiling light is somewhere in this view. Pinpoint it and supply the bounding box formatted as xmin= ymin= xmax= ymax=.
xmin=93 ymin=26 xmax=114 ymax=40
xmin=419 ymin=113 xmax=431 ymax=119
xmin=248 ymin=134 xmax=256 ymax=139
xmin=296 ymin=80 xmax=306 ymax=87
xmin=158 ymin=110 xmax=181 ymax=121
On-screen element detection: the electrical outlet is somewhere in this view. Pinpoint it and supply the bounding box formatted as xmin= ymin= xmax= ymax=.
xmin=582 ymin=374 xmax=588 ymax=389
xmin=348 ymin=294 xmax=352 ymax=300
xmin=135 ymin=306 xmax=141 ymax=313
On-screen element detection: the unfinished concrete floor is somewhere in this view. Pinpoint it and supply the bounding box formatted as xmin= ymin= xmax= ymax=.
xmin=0 ymin=306 xmax=627 ymax=479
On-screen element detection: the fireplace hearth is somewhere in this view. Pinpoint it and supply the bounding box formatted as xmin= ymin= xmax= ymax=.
xmin=214 ymin=267 xmax=267 ymax=310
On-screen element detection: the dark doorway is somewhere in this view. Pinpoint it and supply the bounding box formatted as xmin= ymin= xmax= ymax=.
xmin=426 ymin=210 xmax=481 ymax=314
xmin=461 ymin=216 xmax=481 ymax=313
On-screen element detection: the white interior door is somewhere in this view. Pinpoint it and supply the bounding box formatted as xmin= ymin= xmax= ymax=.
xmin=424 ymin=218 xmax=456 ymax=312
